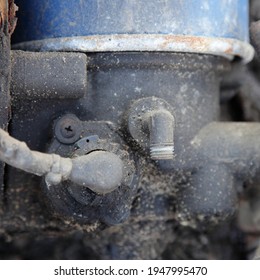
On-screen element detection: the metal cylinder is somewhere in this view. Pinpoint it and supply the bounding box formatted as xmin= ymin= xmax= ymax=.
xmin=146 ymin=110 xmax=175 ymax=160
xmin=176 ymin=163 xmax=238 ymax=223
xmin=11 ymin=51 xmax=87 ymax=100
xmin=13 ymin=0 xmax=254 ymax=62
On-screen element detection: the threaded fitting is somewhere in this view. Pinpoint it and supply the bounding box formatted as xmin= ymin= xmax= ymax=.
xmin=150 ymin=143 xmax=174 ymax=160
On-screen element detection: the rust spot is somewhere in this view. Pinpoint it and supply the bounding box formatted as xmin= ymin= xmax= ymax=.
xmin=0 ymin=0 xmax=7 ymax=29
xmin=8 ymin=0 xmax=18 ymax=35
xmin=0 ymin=0 xmax=17 ymax=34
xmin=161 ymin=35 xmax=208 ymax=51
xmin=14 ymin=34 xmax=254 ymax=63
xmin=224 ymin=45 xmax=233 ymax=55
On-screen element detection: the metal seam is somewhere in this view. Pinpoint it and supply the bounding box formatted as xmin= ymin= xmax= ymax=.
xmin=13 ymin=34 xmax=255 ymax=63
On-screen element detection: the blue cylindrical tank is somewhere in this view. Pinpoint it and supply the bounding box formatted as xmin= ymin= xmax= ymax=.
xmin=13 ymin=0 xmax=254 ymax=62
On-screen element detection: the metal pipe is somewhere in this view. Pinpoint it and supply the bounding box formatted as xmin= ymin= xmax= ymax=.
xmin=11 ymin=51 xmax=87 ymax=100
xmin=144 ymin=110 xmax=175 ymax=160
xmin=191 ymin=122 xmax=260 ymax=176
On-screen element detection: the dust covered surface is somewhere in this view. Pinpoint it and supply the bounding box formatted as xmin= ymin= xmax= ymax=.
xmin=1 ymin=0 xmax=260 ymax=261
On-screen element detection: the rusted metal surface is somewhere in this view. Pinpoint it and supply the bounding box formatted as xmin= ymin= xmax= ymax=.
xmin=0 ymin=0 xmax=17 ymax=34
xmin=0 ymin=0 xmax=7 ymax=30
xmin=0 ymin=0 xmax=7 ymax=18
xmin=14 ymin=34 xmax=255 ymax=63
xmin=8 ymin=0 xmax=18 ymax=35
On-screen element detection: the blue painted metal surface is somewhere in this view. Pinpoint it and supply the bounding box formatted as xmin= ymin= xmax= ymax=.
xmin=13 ymin=0 xmax=249 ymax=44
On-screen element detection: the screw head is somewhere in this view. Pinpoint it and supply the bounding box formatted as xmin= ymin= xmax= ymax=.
xmin=60 ymin=120 xmax=76 ymax=139
xmin=55 ymin=114 xmax=81 ymax=144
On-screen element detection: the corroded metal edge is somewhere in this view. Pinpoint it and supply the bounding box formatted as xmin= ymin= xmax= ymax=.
xmin=0 ymin=0 xmax=7 ymax=29
xmin=13 ymin=34 xmax=255 ymax=63
xmin=0 ymin=0 xmax=18 ymax=35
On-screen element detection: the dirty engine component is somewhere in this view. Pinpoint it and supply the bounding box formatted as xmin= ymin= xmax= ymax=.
xmin=1 ymin=0 xmax=260 ymax=260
